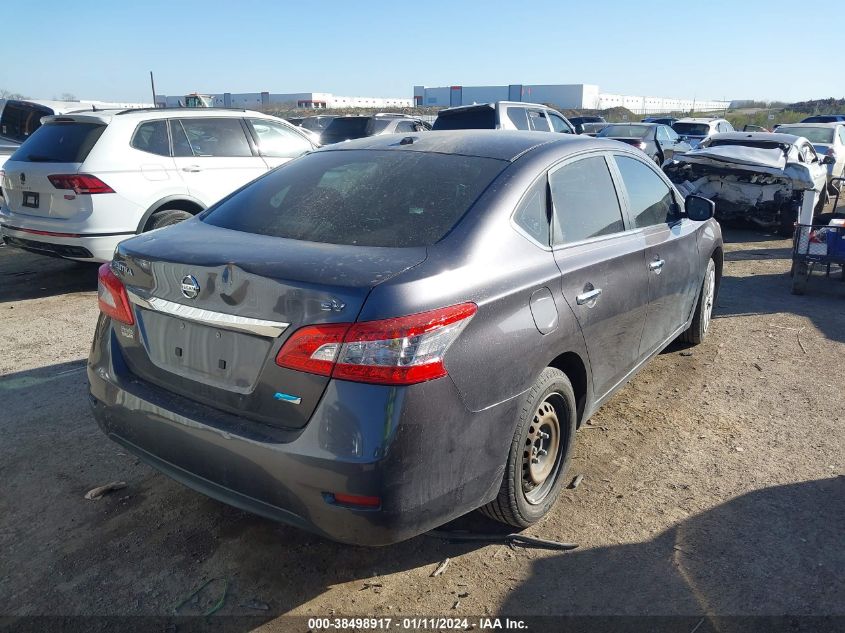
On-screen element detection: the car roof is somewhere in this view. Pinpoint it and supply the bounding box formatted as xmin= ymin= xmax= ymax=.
xmin=709 ymin=132 xmax=804 ymax=144
xmin=437 ymin=101 xmax=556 ymax=115
xmin=675 ymin=117 xmax=725 ymax=123
xmin=40 ymin=107 xmax=277 ymax=125
xmin=314 ymin=129 xmax=615 ymax=161
xmin=776 ymin=122 xmax=842 ymax=129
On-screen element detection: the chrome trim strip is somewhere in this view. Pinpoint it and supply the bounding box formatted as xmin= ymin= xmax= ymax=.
xmin=127 ymin=292 xmax=289 ymax=338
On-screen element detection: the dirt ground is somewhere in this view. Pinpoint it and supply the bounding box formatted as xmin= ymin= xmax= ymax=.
xmin=0 ymin=225 xmax=843 ymax=631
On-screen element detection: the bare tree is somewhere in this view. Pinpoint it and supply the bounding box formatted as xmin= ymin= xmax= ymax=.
xmin=60 ymin=92 xmax=77 ymax=102
xmin=0 ymin=88 xmax=29 ymax=100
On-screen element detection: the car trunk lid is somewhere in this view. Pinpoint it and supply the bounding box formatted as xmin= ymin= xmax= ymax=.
xmin=111 ymin=221 xmax=426 ymax=429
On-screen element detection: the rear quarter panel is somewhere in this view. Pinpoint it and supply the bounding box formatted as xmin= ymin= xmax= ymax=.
xmin=360 ymin=154 xmax=592 ymax=414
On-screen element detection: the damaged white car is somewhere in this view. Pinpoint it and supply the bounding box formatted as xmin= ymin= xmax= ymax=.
xmin=663 ymin=132 xmax=832 ymax=235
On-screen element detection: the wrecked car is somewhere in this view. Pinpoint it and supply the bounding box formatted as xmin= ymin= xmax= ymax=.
xmin=663 ymin=132 xmax=832 ymax=235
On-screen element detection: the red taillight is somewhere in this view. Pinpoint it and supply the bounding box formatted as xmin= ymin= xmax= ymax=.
xmin=275 ymin=302 xmax=477 ymax=386
xmin=330 ymin=493 xmax=381 ymax=509
xmin=48 ymin=174 xmax=114 ymax=194
xmin=274 ymin=323 xmax=351 ymax=376
xmin=97 ymin=263 xmax=134 ymax=325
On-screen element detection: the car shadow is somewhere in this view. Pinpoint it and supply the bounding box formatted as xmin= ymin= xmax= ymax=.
xmin=0 ymin=360 xmax=506 ymax=627
xmin=714 ymin=271 xmax=845 ymax=343
xmin=0 ymin=246 xmax=98 ymax=303
xmin=709 ymin=228 xmax=845 ymax=344
xmin=496 ymin=477 xmax=844 ymax=625
xmin=719 ymin=227 xmax=787 ymax=244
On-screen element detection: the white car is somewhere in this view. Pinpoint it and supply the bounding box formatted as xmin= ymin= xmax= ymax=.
xmin=0 ymin=108 xmax=316 ymax=261
xmin=772 ymin=123 xmax=845 ymax=193
xmin=672 ymin=117 xmax=734 ymax=149
xmin=664 ymin=132 xmax=831 ymax=234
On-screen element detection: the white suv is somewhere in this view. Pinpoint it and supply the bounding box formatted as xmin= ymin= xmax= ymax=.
xmin=672 ymin=117 xmax=734 ymax=149
xmin=0 ymin=108 xmax=316 ymax=261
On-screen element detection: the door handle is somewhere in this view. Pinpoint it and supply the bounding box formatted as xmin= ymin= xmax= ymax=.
xmin=576 ymin=287 xmax=602 ymax=306
xmin=181 ymin=165 xmax=202 ymax=173
xmin=648 ymin=258 xmax=665 ymax=272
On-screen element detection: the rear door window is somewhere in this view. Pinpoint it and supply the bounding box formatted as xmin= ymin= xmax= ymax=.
xmin=131 ymin=120 xmax=170 ymax=156
xmin=614 ymin=155 xmax=679 ymax=227
xmin=8 ymin=122 xmax=106 ymax=163
xmin=202 ymin=149 xmax=506 ymax=247
xmin=394 ymin=120 xmax=416 ymax=133
xmin=506 ymin=107 xmax=530 ymax=130
xmin=368 ymin=119 xmax=391 ymax=134
xmin=550 ymin=155 xmax=625 ymax=246
xmin=528 ymin=110 xmax=550 ymax=132
xmin=247 ymin=118 xmax=311 ymax=158
xmin=168 ymin=118 xmax=253 ymax=157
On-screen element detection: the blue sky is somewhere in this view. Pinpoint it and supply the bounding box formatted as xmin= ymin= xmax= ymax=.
xmin=2 ymin=0 xmax=838 ymax=104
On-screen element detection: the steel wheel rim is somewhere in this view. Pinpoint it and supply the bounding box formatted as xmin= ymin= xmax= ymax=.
xmin=702 ymin=267 xmax=715 ymax=333
xmin=522 ymin=394 xmax=565 ymax=504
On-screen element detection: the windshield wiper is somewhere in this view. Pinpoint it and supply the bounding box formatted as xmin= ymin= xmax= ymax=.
xmin=26 ymin=154 xmax=60 ymax=162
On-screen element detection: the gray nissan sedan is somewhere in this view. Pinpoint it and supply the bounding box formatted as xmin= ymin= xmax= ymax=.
xmin=88 ymin=131 xmax=722 ymax=545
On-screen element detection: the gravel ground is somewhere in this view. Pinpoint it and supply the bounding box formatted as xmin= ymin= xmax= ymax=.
xmin=0 ymin=226 xmax=842 ymax=631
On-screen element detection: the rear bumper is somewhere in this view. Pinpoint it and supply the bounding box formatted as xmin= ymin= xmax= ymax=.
xmin=88 ymin=320 xmax=518 ymax=545
xmin=0 ymin=223 xmax=132 ymax=262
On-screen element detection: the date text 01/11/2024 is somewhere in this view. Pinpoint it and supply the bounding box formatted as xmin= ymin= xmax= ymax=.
xmin=307 ymin=617 xmax=529 ymax=630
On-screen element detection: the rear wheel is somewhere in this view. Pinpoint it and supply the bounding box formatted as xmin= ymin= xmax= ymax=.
xmin=680 ymin=258 xmax=716 ymax=345
xmin=480 ymin=367 xmax=576 ymax=528
xmin=147 ymin=208 xmax=194 ymax=231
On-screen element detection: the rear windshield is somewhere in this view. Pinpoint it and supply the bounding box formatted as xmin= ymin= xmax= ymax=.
xmin=707 ymin=139 xmax=789 ymax=151
xmin=323 ymin=118 xmax=370 ymax=139
xmin=202 ymin=149 xmax=506 ymax=247
xmin=433 ymin=108 xmax=496 ymax=130
xmin=9 ymin=121 xmax=106 ymax=163
xmin=599 ymin=124 xmax=650 ymax=138
xmin=0 ymin=101 xmax=53 ymax=143
xmin=775 ymin=127 xmax=835 ymax=144
xmin=673 ymin=123 xmax=710 ymax=136
xmin=801 ymin=116 xmax=841 ymax=123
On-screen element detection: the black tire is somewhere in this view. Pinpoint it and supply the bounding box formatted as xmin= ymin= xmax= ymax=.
xmin=680 ymin=258 xmax=716 ymax=345
xmin=480 ymin=367 xmax=576 ymax=528
xmin=791 ymin=261 xmax=809 ymax=295
xmin=652 ymin=153 xmax=662 ymax=166
xmin=147 ymin=209 xmax=193 ymax=231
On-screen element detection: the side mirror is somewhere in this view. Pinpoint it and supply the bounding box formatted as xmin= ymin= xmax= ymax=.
xmin=685 ymin=194 xmax=715 ymax=221
xmin=822 ymin=155 xmax=836 ymax=165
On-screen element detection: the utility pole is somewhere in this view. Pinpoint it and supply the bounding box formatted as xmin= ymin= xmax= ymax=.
xmin=149 ymin=71 xmax=157 ymax=108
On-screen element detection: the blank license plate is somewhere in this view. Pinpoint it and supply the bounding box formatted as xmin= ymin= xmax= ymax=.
xmin=22 ymin=192 xmax=39 ymax=208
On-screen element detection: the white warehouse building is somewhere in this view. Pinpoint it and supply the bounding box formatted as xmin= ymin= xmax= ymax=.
xmin=413 ymin=84 xmax=728 ymax=114
xmin=155 ymin=92 xmax=413 ymax=109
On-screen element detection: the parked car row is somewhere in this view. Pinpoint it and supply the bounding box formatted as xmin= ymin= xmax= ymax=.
xmin=0 ymin=94 xmax=727 ymax=546
xmin=595 ymin=123 xmax=690 ymax=165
